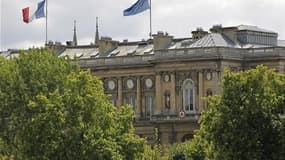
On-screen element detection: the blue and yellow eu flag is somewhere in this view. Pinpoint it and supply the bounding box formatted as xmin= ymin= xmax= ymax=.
xmin=123 ymin=0 xmax=150 ymax=16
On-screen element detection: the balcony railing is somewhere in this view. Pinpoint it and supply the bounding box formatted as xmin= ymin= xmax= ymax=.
xmin=136 ymin=113 xmax=201 ymax=123
xmin=78 ymin=47 xmax=285 ymax=68
xmin=79 ymin=54 xmax=153 ymax=68
xmin=156 ymin=47 xmax=285 ymax=60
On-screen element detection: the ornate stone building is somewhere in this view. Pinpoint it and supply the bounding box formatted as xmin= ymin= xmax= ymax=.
xmin=2 ymin=24 xmax=285 ymax=144
xmin=57 ymin=24 xmax=285 ymax=144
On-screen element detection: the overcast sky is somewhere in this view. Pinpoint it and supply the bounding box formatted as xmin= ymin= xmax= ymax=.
xmin=1 ymin=0 xmax=285 ymax=51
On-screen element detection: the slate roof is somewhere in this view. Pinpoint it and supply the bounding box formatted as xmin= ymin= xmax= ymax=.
xmin=176 ymin=31 xmax=281 ymax=49
xmin=59 ymin=47 xmax=99 ymax=59
xmin=237 ymin=25 xmax=276 ymax=34
xmin=278 ymin=40 xmax=285 ymax=47
xmin=0 ymin=50 xmax=19 ymax=59
xmin=107 ymin=43 xmax=154 ymax=57
xmin=2 ymin=25 xmax=284 ymax=60
xmin=59 ymin=43 xmax=154 ymax=59
xmin=184 ymin=33 xmax=239 ymax=48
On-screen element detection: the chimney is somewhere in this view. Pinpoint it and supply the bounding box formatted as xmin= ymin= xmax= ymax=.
xmin=98 ymin=37 xmax=118 ymax=56
xmin=210 ymin=24 xmax=223 ymax=33
xmin=153 ymin=31 xmax=173 ymax=50
xmin=210 ymin=25 xmax=238 ymax=42
xmin=192 ymin=27 xmax=208 ymax=40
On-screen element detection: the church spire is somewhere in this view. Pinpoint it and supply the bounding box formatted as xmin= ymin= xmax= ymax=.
xmin=95 ymin=17 xmax=99 ymax=45
xmin=73 ymin=20 xmax=78 ymax=46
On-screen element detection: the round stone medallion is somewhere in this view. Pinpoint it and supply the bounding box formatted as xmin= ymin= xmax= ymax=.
xmin=145 ymin=78 xmax=153 ymax=88
xmin=108 ymin=80 xmax=116 ymax=90
xmin=126 ymin=79 xmax=134 ymax=89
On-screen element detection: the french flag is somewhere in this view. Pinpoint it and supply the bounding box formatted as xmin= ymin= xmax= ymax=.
xmin=22 ymin=0 xmax=46 ymax=23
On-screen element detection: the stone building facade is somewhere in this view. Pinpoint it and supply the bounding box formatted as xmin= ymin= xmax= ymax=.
xmin=3 ymin=24 xmax=284 ymax=144
xmin=58 ymin=25 xmax=285 ymax=144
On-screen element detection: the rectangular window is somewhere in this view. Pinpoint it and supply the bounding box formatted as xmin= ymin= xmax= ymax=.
xmin=110 ymin=98 xmax=116 ymax=106
xmin=190 ymin=89 xmax=194 ymax=111
xmin=110 ymin=96 xmax=116 ymax=106
xmin=145 ymin=96 xmax=153 ymax=117
xmin=131 ymin=96 xmax=136 ymax=108
xmin=185 ymin=89 xmax=189 ymax=111
xmin=126 ymin=96 xmax=136 ymax=109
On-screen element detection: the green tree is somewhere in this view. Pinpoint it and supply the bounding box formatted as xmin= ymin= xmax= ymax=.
xmin=195 ymin=66 xmax=285 ymax=160
xmin=0 ymin=49 xmax=145 ymax=160
xmin=174 ymin=136 xmax=205 ymax=160
xmin=114 ymin=105 xmax=146 ymax=160
xmin=141 ymin=128 xmax=175 ymax=160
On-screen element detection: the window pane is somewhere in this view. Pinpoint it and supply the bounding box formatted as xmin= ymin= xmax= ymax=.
xmin=183 ymin=79 xmax=195 ymax=112
xmin=125 ymin=96 xmax=135 ymax=109
xmin=145 ymin=96 xmax=153 ymax=116
xmin=110 ymin=97 xmax=116 ymax=106
xmin=190 ymin=89 xmax=193 ymax=111
xmin=131 ymin=96 xmax=136 ymax=108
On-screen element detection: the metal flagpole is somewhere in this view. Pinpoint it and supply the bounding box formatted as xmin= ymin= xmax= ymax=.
xmin=45 ymin=0 xmax=48 ymax=45
xmin=149 ymin=0 xmax=152 ymax=39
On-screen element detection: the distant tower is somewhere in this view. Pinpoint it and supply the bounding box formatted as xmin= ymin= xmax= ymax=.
xmin=95 ymin=17 xmax=99 ymax=45
xmin=73 ymin=20 xmax=78 ymax=46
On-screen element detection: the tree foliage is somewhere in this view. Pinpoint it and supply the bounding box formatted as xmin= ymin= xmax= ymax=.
xmin=0 ymin=49 xmax=145 ymax=160
xmin=189 ymin=66 xmax=285 ymax=160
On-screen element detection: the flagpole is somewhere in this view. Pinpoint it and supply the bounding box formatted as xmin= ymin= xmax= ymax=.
xmin=149 ymin=0 xmax=152 ymax=39
xmin=45 ymin=0 xmax=48 ymax=45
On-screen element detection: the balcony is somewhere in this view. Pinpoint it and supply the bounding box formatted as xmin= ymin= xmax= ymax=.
xmin=136 ymin=113 xmax=201 ymax=124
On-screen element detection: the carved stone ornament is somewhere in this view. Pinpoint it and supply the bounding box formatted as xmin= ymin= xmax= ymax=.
xmin=164 ymin=74 xmax=170 ymax=82
xmin=206 ymin=72 xmax=212 ymax=80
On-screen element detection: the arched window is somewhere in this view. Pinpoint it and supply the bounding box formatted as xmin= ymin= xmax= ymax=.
xmin=182 ymin=79 xmax=196 ymax=113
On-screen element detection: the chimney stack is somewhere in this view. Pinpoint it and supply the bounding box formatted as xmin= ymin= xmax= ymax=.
xmin=192 ymin=27 xmax=208 ymax=40
xmin=98 ymin=37 xmax=118 ymax=56
xmin=152 ymin=31 xmax=173 ymax=50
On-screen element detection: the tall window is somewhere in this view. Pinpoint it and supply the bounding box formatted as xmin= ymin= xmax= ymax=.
xmin=145 ymin=96 xmax=153 ymax=117
xmin=110 ymin=96 xmax=116 ymax=106
xmin=182 ymin=79 xmax=196 ymax=113
xmin=126 ymin=96 xmax=136 ymax=109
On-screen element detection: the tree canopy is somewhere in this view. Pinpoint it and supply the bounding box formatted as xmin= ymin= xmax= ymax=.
xmin=186 ymin=66 xmax=285 ymax=160
xmin=0 ymin=49 xmax=145 ymax=160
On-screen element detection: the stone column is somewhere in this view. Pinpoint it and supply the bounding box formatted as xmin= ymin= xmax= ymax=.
xmin=155 ymin=73 xmax=162 ymax=114
xmin=136 ymin=77 xmax=141 ymax=118
xmin=198 ymin=72 xmax=204 ymax=112
xmin=117 ymin=78 xmax=123 ymax=107
xmin=170 ymin=72 xmax=176 ymax=114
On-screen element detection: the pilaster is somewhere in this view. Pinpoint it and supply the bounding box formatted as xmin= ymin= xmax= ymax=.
xmin=136 ymin=77 xmax=141 ymax=118
xmin=198 ymin=72 xmax=204 ymax=112
xmin=170 ymin=72 xmax=176 ymax=114
xmin=155 ymin=74 xmax=162 ymax=114
xmin=118 ymin=78 xmax=123 ymax=107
